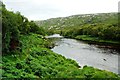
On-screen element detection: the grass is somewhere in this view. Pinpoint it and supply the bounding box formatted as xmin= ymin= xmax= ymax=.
xmin=2 ymin=33 xmax=120 ymax=78
xmin=75 ymin=35 xmax=120 ymax=45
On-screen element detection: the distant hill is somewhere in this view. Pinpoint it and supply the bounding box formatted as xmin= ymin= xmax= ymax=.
xmin=35 ymin=12 xmax=118 ymax=31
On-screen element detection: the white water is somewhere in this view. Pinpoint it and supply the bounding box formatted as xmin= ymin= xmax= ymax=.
xmin=45 ymin=34 xmax=63 ymax=38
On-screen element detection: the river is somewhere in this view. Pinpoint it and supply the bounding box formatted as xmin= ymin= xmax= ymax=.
xmin=47 ymin=34 xmax=120 ymax=74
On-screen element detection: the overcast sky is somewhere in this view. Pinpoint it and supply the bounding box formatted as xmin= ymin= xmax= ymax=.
xmin=3 ymin=0 xmax=119 ymax=20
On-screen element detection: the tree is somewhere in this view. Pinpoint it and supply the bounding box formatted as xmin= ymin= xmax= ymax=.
xmin=2 ymin=3 xmax=20 ymax=53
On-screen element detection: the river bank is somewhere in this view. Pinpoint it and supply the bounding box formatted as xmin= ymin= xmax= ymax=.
xmin=75 ymin=35 xmax=120 ymax=44
xmin=63 ymin=35 xmax=120 ymax=52
xmin=2 ymin=34 xmax=120 ymax=78
xmin=47 ymin=34 xmax=120 ymax=74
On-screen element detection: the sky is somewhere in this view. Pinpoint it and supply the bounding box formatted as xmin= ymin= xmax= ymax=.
xmin=2 ymin=0 xmax=120 ymax=20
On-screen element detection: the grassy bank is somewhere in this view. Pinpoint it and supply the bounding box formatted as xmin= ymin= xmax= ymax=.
xmin=75 ymin=35 xmax=120 ymax=46
xmin=2 ymin=34 xmax=120 ymax=78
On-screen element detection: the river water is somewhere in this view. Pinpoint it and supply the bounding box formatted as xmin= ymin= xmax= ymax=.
xmin=49 ymin=34 xmax=120 ymax=74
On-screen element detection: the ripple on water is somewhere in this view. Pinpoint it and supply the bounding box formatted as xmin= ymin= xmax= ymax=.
xmin=51 ymin=38 xmax=119 ymax=74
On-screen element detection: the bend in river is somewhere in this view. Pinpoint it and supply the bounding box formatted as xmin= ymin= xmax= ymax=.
xmin=47 ymin=34 xmax=120 ymax=74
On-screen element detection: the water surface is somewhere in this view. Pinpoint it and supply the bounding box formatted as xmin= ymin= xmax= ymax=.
xmin=51 ymin=37 xmax=119 ymax=74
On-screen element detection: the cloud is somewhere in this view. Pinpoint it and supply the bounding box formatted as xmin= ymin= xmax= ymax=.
xmin=3 ymin=0 xmax=119 ymax=20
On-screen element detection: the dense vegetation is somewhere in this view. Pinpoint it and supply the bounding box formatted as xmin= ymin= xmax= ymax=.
xmin=2 ymin=34 xmax=120 ymax=78
xmin=1 ymin=2 xmax=120 ymax=79
xmin=35 ymin=13 xmax=120 ymax=44
xmin=2 ymin=3 xmax=45 ymax=54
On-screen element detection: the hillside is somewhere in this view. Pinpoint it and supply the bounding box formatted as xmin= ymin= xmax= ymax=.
xmin=35 ymin=13 xmax=120 ymax=44
xmin=35 ymin=13 xmax=118 ymax=31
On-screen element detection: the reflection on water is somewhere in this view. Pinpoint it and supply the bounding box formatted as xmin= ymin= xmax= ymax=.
xmin=51 ymin=38 xmax=120 ymax=74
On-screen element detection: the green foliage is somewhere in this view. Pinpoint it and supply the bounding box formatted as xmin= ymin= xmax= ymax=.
xmin=35 ymin=12 xmax=120 ymax=43
xmin=2 ymin=34 xmax=120 ymax=78
xmin=75 ymin=35 xmax=120 ymax=44
xmin=29 ymin=21 xmax=45 ymax=35
xmin=2 ymin=3 xmax=46 ymax=54
xmin=2 ymin=4 xmax=20 ymax=53
xmin=61 ymin=24 xmax=120 ymax=41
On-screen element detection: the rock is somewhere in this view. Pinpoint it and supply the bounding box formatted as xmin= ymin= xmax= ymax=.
xmin=103 ymin=59 xmax=106 ymax=61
